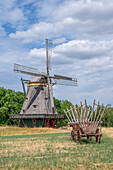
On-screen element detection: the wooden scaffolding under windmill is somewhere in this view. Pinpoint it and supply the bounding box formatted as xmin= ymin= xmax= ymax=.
xmin=10 ymin=39 xmax=77 ymax=128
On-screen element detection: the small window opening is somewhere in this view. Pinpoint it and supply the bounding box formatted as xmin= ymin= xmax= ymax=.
xmin=32 ymin=120 xmax=36 ymax=124
xmin=33 ymin=105 xmax=37 ymax=108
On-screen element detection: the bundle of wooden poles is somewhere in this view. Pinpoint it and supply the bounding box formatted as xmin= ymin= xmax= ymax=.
xmin=64 ymin=99 xmax=107 ymax=133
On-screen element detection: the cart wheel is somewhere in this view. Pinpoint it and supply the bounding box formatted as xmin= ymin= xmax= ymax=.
xmin=77 ymin=130 xmax=81 ymax=144
xmin=71 ymin=130 xmax=76 ymax=141
xmin=98 ymin=136 xmax=101 ymax=144
xmin=96 ymin=136 xmax=98 ymax=143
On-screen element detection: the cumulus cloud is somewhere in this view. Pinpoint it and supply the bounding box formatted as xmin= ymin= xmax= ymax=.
xmin=0 ymin=0 xmax=26 ymax=28
xmin=0 ymin=26 xmax=6 ymax=37
xmin=9 ymin=0 xmax=113 ymax=42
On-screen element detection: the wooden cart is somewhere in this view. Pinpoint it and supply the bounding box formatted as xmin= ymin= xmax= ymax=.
xmin=64 ymin=99 xmax=107 ymax=144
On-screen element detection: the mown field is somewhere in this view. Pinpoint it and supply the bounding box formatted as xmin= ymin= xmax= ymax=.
xmin=0 ymin=127 xmax=113 ymax=170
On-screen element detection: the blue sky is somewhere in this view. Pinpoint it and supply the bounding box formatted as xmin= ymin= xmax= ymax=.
xmin=0 ymin=0 xmax=113 ymax=106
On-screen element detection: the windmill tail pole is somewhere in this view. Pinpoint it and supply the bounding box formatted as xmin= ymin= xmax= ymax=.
xmin=21 ymin=77 xmax=26 ymax=96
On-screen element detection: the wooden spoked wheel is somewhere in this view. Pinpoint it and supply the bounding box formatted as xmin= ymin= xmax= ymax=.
xmin=71 ymin=130 xmax=76 ymax=141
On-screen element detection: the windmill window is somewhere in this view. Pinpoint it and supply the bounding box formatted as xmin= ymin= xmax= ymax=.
xmin=32 ymin=120 xmax=36 ymax=124
xmin=33 ymin=105 xmax=37 ymax=108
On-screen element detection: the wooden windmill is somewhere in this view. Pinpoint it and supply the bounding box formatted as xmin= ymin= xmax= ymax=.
xmin=11 ymin=39 xmax=77 ymax=127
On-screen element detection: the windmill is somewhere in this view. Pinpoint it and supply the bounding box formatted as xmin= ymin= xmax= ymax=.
xmin=11 ymin=39 xmax=77 ymax=127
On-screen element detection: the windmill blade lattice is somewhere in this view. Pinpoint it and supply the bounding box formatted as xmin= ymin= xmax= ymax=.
xmin=14 ymin=63 xmax=41 ymax=77
xmin=54 ymin=79 xmax=77 ymax=86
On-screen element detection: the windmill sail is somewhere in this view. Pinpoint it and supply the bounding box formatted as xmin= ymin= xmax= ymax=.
xmin=14 ymin=63 xmax=41 ymax=77
xmin=54 ymin=74 xmax=74 ymax=81
xmin=46 ymin=39 xmax=53 ymax=74
xmin=54 ymin=79 xmax=77 ymax=86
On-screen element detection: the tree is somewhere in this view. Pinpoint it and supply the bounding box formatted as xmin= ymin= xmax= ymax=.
xmin=0 ymin=87 xmax=24 ymax=125
xmin=54 ymin=98 xmax=73 ymax=127
xmin=102 ymin=107 xmax=113 ymax=127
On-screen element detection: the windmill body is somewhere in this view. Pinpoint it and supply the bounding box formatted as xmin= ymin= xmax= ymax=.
xmin=20 ymin=76 xmax=57 ymax=115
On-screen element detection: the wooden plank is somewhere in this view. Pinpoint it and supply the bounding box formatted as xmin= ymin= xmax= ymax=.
xmin=90 ymin=99 xmax=95 ymax=131
xmin=85 ymin=99 xmax=89 ymax=126
xmin=70 ymin=106 xmax=77 ymax=122
xmin=76 ymin=104 xmax=84 ymax=128
xmin=88 ymin=108 xmax=91 ymax=121
xmin=80 ymin=102 xmax=86 ymax=129
xmin=95 ymin=104 xmax=103 ymax=127
xmin=73 ymin=106 xmax=81 ymax=125
xmin=64 ymin=110 xmax=71 ymax=122
xmin=95 ymin=106 xmax=107 ymax=130
xmin=93 ymin=101 xmax=99 ymax=130
xmin=67 ymin=108 xmax=74 ymax=122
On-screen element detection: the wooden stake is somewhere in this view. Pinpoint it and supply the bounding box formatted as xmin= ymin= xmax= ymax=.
xmin=67 ymin=108 xmax=74 ymax=122
xmin=93 ymin=101 xmax=99 ymax=130
xmin=95 ymin=106 xmax=107 ymax=131
xmin=85 ymin=99 xmax=89 ymax=128
xmin=73 ymin=106 xmax=81 ymax=125
xmin=76 ymin=104 xmax=84 ymax=128
xmin=80 ymin=101 xmax=86 ymax=129
xmin=90 ymin=99 xmax=95 ymax=130
xmin=70 ymin=106 xmax=77 ymax=122
xmin=64 ymin=110 xmax=71 ymax=122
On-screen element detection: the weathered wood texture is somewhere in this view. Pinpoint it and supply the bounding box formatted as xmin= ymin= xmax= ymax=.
xmin=10 ymin=114 xmax=66 ymax=119
xmin=64 ymin=99 xmax=107 ymax=143
xmin=20 ymin=76 xmax=57 ymax=115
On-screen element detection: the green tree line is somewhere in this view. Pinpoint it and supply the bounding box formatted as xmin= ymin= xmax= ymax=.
xmin=0 ymin=87 xmax=113 ymax=127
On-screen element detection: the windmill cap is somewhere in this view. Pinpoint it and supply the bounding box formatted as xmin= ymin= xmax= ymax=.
xmin=41 ymin=72 xmax=47 ymax=76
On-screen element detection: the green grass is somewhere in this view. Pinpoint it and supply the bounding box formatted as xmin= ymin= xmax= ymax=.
xmin=0 ymin=133 xmax=113 ymax=170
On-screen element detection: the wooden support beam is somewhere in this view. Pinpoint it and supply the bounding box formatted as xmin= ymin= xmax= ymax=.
xmin=90 ymin=99 xmax=95 ymax=130
xmin=93 ymin=101 xmax=99 ymax=130
xmin=67 ymin=108 xmax=74 ymax=122
xmin=70 ymin=106 xmax=77 ymax=122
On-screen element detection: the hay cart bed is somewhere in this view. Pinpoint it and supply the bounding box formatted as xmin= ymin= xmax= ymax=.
xmin=64 ymin=99 xmax=107 ymax=144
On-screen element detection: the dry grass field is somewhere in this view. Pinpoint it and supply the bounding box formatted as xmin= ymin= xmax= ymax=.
xmin=102 ymin=127 xmax=113 ymax=138
xmin=0 ymin=126 xmax=68 ymax=137
xmin=0 ymin=126 xmax=113 ymax=169
xmin=0 ymin=126 xmax=113 ymax=137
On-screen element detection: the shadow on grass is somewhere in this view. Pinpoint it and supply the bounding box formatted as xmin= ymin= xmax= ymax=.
xmin=70 ymin=136 xmax=108 ymax=144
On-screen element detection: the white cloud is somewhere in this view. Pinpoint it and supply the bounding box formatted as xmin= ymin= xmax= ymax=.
xmin=9 ymin=0 xmax=113 ymax=42
xmin=54 ymin=37 xmax=66 ymax=44
xmin=29 ymin=48 xmax=45 ymax=59
xmin=0 ymin=26 xmax=6 ymax=37
xmin=0 ymin=1 xmax=26 ymax=28
xmin=54 ymin=39 xmax=113 ymax=60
